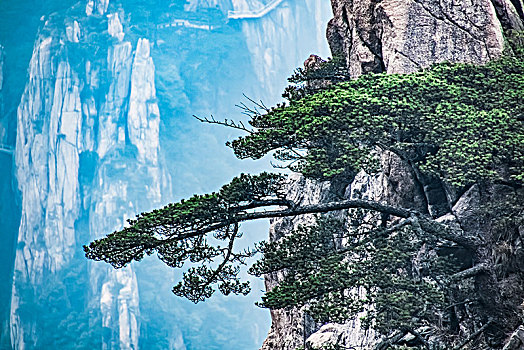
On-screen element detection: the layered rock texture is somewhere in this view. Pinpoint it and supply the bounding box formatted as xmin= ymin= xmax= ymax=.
xmin=261 ymin=0 xmax=524 ymax=349
xmin=2 ymin=0 xmax=331 ymax=349
xmin=327 ymin=0 xmax=523 ymax=76
xmin=10 ymin=3 xmax=166 ymax=348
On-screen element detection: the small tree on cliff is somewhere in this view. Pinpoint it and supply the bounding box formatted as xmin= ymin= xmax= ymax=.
xmin=85 ymin=52 xmax=524 ymax=348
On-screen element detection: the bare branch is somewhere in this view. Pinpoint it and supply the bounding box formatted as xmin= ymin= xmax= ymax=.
xmin=143 ymin=198 xmax=478 ymax=254
xmin=193 ymin=114 xmax=253 ymax=134
xmin=235 ymin=101 xmax=261 ymax=117
xmin=270 ymin=157 xmax=302 ymax=170
xmin=445 ymin=299 xmax=477 ymax=310
xmin=416 ymin=216 xmax=479 ymax=249
xmin=453 ymin=318 xmax=494 ymax=350
xmin=235 ymin=198 xmax=296 ymax=211
xmin=406 ymin=328 xmax=430 ymax=349
xmin=238 ymin=199 xmax=413 ymax=221
xmin=242 ymin=93 xmax=270 ymax=113
xmin=375 ymin=331 xmax=409 ymax=350
xmin=210 ymin=223 xmax=238 ymax=282
xmin=450 ymin=263 xmax=490 ymax=282
xmin=382 ymin=217 xmax=414 ymax=235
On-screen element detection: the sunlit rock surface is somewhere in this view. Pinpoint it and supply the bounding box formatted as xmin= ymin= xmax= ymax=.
xmin=327 ymin=0 xmax=523 ymax=76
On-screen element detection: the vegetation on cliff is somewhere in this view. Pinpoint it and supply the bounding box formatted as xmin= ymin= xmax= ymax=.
xmin=85 ymin=46 xmax=524 ymax=348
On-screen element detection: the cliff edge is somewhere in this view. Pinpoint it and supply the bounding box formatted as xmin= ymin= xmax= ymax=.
xmin=261 ymin=1 xmax=524 ymax=349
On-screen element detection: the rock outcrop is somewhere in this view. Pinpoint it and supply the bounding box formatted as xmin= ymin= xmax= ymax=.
xmin=5 ymin=0 xmax=334 ymax=348
xmin=10 ymin=2 xmax=167 ymax=348
xmin=327 ymin=0 xmax=523 ymax=77
xmin=261 ymin=1 xmax=524 ymax=349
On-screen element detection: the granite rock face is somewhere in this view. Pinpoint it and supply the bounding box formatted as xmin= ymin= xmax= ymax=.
xmin=261 ymin=0 xmax=524 ymax=349
xmin=5 ymin=0 xmax=333 ymax=348
xmin=10 ymin=2 xmax=167 ymax=348
xmin=261 ymin=176 xmax=332 ymax=350
xmin=327 ymin=0 xmax=523 ymax=77
xmin=261 ymin=152 xmax=432 ymax=350
xmin=261 ymin=155 xmax=425 ymax=350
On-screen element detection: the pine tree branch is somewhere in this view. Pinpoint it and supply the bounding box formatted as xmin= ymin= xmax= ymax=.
xmin=161 ymin=199 xmax=477 ymax=250
xmin=450 ymin=263 xmax=490 ymax=282
xmin=193 ymin=114 xmax=254 ymax=134
xmin=453 ymin=318 xmax=494 ymax=350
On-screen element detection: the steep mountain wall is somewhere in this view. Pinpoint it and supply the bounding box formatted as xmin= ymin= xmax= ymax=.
xmin=0 ymin=42 xmax=21 ymax=350
xmin=10 ymin=3 xmax=167 ymax=348
xmin=3 ymin=0 xmax=331 ymax=349
xmin=0 ymin=44 xmax=3 ymax=123
xmin=327 ymin=0 xmax=523 ymax=76
xmin=262 ymin=1 xmax=524 ymax=349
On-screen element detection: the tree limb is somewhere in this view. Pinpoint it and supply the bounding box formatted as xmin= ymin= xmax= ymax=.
xmin=450 ymin=263 xmax=490 ymax=282
xmin=416 ymin=216 xmax=479 ymax=250
xmin=87 ymin=196 xmax=479 ymax=270
xmin=236 ymin=201 xmax=478 ymax=249
xmin=406 ymin=328 xmax=430 ymax=349
xmin=375 ymin=331 xmax=408 ymax=350
xmin=453 ymin=318 xmax=494 ymax=350
xmin=236 ymin=198 xmax=296 ymax=211
xmin=151 ymin=199 xmax=478 ymax=253
xmin=193 ymin=114 xmax=253 ymax=134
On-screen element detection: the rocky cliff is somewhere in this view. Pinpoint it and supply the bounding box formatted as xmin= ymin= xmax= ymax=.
xmin=2 ymin=0 xmax=331 ymax=349
xmin=327 ymin=0 xmax=523 ymax=77
xmin=10 ymin=3 xmax=167 ymax=348
xmin=261 ymin=1 xmax=524 ymax=349
xmin=0 ymin=42 xmax=19 ymax=350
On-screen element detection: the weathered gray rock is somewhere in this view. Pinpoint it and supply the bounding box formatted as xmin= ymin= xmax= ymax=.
xmin=492 ymin=0 xmax=524 ymax=31
xmin=260 ymin=175 xmax=332 ymax=350
xmin=503 ymin=324 xmax=524 ymax=349
xmin=262 ymin=0 xmax=524 ymax=348
xmin=12 ymin=33 xmax=83 ymax=350
xmin=261 ymin=153 xmax=427 ymax=349
xmin=306 ymin=322 xmax=377 ymax=350
xmin=350 ymin=151 xmax=426 ymax=211
xmin=327 ymin=0 xmax=523 ymax=77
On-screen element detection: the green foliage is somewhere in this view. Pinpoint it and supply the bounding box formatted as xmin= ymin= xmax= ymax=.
xmin=85 ymin=172 xmax=284 ymax=266
xmin=251 ymin=216 xmax=455 ymax=335
xmin=506 ymin=30 xmax=524 ymax=57
xmin=86 ymin=48 xmax=524 ymax=346
xmin=283 ymin=55 xmax=349 ymax=101
xmin=230 ymin=56 xmax=524 ymax=186
xmin=84 ymin=172 xmax=286 ymax=302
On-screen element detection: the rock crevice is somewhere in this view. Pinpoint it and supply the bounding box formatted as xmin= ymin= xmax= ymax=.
xmin=261 ymin=0 xmax=524 ymax=348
